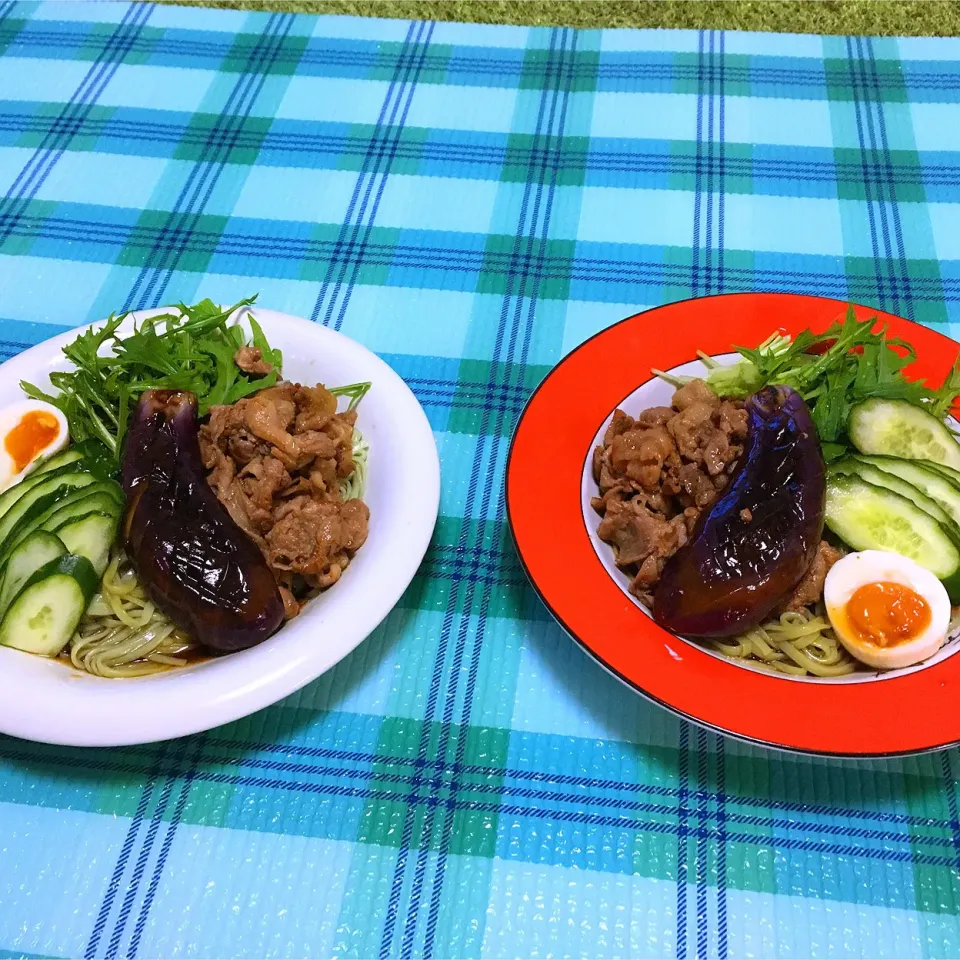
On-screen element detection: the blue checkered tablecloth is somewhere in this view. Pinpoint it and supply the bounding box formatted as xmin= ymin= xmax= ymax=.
xmin=2 ymin=2 xmax=960 ymax=958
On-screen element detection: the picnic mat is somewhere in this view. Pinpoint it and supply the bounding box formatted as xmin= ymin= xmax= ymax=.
xmin=3 ymin=2 xmax=960 ymax=958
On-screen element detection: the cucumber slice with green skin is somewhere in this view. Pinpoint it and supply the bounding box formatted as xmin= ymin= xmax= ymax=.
xmin=45 ymin=488 xmax=122 ymax=528
xmin=825 ymin=474 xmax=960 ymax=599
xmin=0 ymin=474 xmax=120 ymax=546
xmin=32 ymin=447 xmax=85 ymax=477
xmin=852 ymin=455 xmax=960 ymax=531
xmin=829 ymin=458 xmax=960 ymax=540
xmin=56 ymin=513 xmax=118 ymax=577
xmin=0 ymin=461 xmax=87 ymax=522
xmin=0 ymin=554 xmax=98 ymax=657
xmin=0 ymin=531 xmax=66 ymax=619
xmin=848 ymin=397 xmax=960 ymax=469
xmin=923 ymin=459 xmax=960 ymax=489
xmin=0 ymin=484 xmax=123 ymax=577
xmin=0 ymin=471 xmax=95 ymax=545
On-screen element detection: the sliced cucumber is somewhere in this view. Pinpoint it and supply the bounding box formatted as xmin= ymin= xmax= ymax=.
xmin=0 ymin=484 xmax=123 ymax=577
xmin=56 ymin=513 xmax=118 ymax=577
xmin=924 ymin=459 xmax=960 ymax=489
xmin=829 ymin=458 xmax=960 ymax=539
xmin=47 ymin=492 xmax=122 ymax=530
xmin=848 ymin=398 xmax=960 ymax=469
xmin=44 ymin=486 xmax=122 ymax=527
xmin=0 ymin=531 xmax=66 ymax=619
xmin=825 ymin=474 xmax=960 ymax=597
xmin=0 ymin=471 xmax=95 ymax=545
xmin=0 ymin=461 xmax=85 ymax=523
xmin=33 ymin=447 xmax=85 ymax=477
xmin=853 ymin=455 xmax=960 ymax=530
xmin=0 ymin=554 xmax=98 ymax=657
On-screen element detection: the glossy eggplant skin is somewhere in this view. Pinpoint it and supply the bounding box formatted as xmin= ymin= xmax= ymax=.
xmin=653 ymin=386 xmax=825 ymax=638
xmin=122 ymin=390 xmax=284 ymax=653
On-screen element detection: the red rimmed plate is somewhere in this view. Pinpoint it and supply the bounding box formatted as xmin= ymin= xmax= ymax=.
xmin=506 ymin=292 xmax=960 ymax=757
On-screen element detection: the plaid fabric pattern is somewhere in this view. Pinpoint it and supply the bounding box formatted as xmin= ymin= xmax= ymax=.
xmin=1 ymin=3 xmax=960 ymax=958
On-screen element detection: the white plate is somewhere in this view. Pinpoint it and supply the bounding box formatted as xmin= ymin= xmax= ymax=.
xmin=0 ymin=307 xmax=439 ymax=746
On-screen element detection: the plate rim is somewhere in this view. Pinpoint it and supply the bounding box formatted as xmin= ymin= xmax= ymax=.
xmin=0 ymin=306 xmax=440 ymax=747
xmin=506 ymin=292 xmax=960 ymax=758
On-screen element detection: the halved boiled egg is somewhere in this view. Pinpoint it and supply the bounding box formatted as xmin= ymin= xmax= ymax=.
xmin=0 ymin=400 xmax=68 ymax=493
xmin=824 ymin=550 xmax=951 ymax=670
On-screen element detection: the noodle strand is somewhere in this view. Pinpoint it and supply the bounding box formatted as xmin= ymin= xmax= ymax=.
xmin=708 ymin=609 xmax=857 ymax=677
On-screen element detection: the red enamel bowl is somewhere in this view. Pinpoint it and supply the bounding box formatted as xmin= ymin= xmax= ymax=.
xmin=506 ymin=293 xmax=960 ymax=757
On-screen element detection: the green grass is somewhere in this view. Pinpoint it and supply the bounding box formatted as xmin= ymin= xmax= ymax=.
xmin=162 ymin=0 xmax=960 ymax=37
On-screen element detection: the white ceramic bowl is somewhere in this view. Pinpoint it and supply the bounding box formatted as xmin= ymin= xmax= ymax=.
xmin=0 ymin=307 xmax=439 ymax=746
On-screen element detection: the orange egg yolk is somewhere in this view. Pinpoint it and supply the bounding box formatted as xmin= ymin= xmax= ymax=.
xmin=4 ymin=410 xmax=60 ymax=473
xmin=844 ymin=581 xmax=931 ymax=647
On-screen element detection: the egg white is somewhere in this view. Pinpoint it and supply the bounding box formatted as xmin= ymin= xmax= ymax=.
xmin=824 ymin=549 xmax=951 ymax=670
xmin=0 ymin=400 xmax=69 ymax=494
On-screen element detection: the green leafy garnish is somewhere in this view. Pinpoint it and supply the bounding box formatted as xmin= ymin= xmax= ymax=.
xmin=819 ymin=442 xmax=849 ymax=463
xmin=677 ymin=306 xmax=960 ymax=448
xmin=22 ymin=295 xmax=283 ymax=462
xmin=329 ymin=381 xmax=372 ymax=412
xmin=930 ymin=355 xmax=960 ymax=421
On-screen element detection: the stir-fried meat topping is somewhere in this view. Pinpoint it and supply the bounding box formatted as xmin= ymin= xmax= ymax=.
xmin=199 ymin=381 xmax=369 ymax=618
xmin=672 ymin=379 xmax=720 ymax=412
xmin=593 ymin=379 xmax=747 ymax=606
xmin=781 ymin=541 xmax=842 ymax=613
xmin=594 ymin=378 xmax=837 ymax=614
xmin=234 ymin=345 xmax=274 ymax=376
